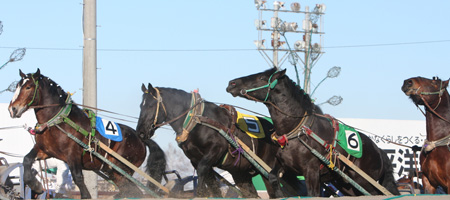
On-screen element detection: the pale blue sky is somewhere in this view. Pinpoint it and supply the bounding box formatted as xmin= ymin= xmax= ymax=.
xmin=1 ymin=1 xmax=449 ymax=149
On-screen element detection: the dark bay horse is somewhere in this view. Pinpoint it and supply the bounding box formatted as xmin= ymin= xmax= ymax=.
xmin=226 ymin=68 xmax=400 ymax=197
xmin=8 ymin=69 xmax=166 ymax=199
xmin=402 ymin=76 xmax=449 ymax=194
xmin=136 ymin=83 xmax=303 ymax=198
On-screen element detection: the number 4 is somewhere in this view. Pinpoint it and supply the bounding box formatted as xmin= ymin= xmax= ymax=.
xmin=106 ymin=121 xmax=118 ymax=135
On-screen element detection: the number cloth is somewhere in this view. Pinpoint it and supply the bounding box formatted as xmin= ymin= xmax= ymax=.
xmin=236 ymin=111 xmax=265 ymax=139
xmin=336 ymin=123 xmax=362 ymax=158
xmin=95 ymin=116 xmax=123 ymax=142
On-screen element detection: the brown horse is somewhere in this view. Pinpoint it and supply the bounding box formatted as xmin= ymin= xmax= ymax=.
xmin=402 ymin=76 xmax=450 ymax=194
xmin=8 ymin=69 xmax=167 ymax=199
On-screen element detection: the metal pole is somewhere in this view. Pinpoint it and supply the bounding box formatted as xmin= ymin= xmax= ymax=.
xmin=303 ymin=6 xmax=311 ymax=94
xmin=273 ymin=10 xmax=279 ymax=69
xmin=82 ymin=0 xmax=98 ymax=198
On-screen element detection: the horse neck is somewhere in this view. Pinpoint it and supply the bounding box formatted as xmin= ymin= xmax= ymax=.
xmin=267 ymin=81 xmax=310 ymax=135
xmin=160 ymin=88 xmax=193 ymax=133
xmin=425 ymin=91 xmax=450 ymax=141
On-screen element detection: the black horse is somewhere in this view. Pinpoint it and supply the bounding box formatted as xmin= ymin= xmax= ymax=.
xmin=8 ymin=69 xmax=166 ymax=199
xmin=227 ymin=68 xmax=400 ymax=197
xmin=136 ymin=83 xmax=303 ymax=198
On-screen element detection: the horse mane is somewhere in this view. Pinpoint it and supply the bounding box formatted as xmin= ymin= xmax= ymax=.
xmin=34 ymin=74 xmax=69 ymax=105
xmin=268 ymin=68 xmax=316 ymax=114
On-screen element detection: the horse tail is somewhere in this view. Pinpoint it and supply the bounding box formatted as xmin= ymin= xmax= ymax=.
xmin=379 ymin=149 xmax=400 ymax=195
xmin=143 ymin=138 xmax=167 ymax=193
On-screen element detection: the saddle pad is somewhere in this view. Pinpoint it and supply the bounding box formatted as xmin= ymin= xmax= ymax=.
xmin=96 ymin=117 xmax=123 ymax=142
xmin=336 ymin=123 xmax=362 ymax=158
xmin=236 ymin=111 xmax=265 ymax=139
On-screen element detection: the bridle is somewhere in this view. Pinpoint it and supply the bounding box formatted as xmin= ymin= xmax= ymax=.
xmin=240 ymin=70 xmax=279 ymax=102
xmin=26 ymin=74 xmax=40 ymax=107
xmin=237 ymin=70 xmax=304 ymax=118
xmin=413 ymin=79 xmax=450 ymax=124
xmin=145 ymin=87 xmax=167 ymax=131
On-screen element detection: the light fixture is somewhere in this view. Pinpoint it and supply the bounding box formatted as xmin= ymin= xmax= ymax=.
xmin=312 ymin=43 xmax=321 ymax=53
xmin=254 ymin=39 xmax=266 ymax=49
xmin=294 ymin=40 xmax=305 ymax=50
xmin=254 ymin=0 xmax=267 ymax=9
xmin=287 ymin=22 xmax=298 ymax=31
xmin=315 ymin=4 xmax=326 ymax=13
xmin=273 ymin=1 xmax=285 ymax=10
xmin=290 ymin=2 xmax=300 ymax=11
xmin=254 ymin=19 xmax=267 ymax=29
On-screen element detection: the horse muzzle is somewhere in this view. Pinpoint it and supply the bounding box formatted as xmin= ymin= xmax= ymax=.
xmin=8 ymin=104 xmax=27 ymax=118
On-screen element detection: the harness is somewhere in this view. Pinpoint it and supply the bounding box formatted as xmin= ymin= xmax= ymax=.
xmin=35 ymin=93 xmax=96 ymax=140
xmin=177 ymin=92 xmax=205 ymax=143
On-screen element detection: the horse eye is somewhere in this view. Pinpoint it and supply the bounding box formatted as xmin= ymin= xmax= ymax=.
xmin=26 ymin=86 xmax=31 ymax=89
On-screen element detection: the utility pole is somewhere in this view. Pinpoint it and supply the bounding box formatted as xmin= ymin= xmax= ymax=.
xmin=82 ymin=0 xmax=98 ymax=198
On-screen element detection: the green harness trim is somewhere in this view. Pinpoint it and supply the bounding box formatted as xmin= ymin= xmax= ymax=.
xmin=182 ymin=92 xmax=204 ymax=128
xmin=245 ymin=71 xmax=279 ymax=101
xmin=27 ymin=74 xmax=40 ymax=106
xmin=176 ymin=92 xmax=205 ymax=144
xmin=36 ymin=93 xmax=96 ymax=139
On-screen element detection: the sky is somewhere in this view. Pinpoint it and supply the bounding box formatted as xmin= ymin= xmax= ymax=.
xmin=0 ymin=0 xmax=449 ymax=150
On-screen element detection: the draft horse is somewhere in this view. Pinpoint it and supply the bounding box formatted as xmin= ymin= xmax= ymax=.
xmin=8 ymin=69 xmax=166 ymax=199
xmin=136 ymin=83 xmax=303 ymax=198
xmin=227 ymin=68 xmax=400 ymax=197
xmin=402 ymin=76 xmax=450 ymax=194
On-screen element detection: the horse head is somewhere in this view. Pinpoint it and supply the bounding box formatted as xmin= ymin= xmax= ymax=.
xmin=226 ymin=68 xmax=286 ymax=102
xmin=9 ymin=68 xmax=42 ymax=118
xmin=136 ymin=83 xmax=167 ymax=140
xmin=402 ymin=76 xmax=449 ymax=107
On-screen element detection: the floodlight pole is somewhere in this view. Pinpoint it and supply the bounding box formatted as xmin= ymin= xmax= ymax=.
xmin=273 ymin=10 xmax=279 ymax=69
xmin=303 ymin=6 xmax=311 ymax=94
xmin=82 ymin=0 xmax=98 ymax=198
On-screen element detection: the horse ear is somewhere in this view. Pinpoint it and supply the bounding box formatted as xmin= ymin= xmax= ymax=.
xmin=272 ymin=68 xmax=287 ymax=80
xmin=147 ymin=83 xmax=157 ymax=95
xmin=141 ymin=83 xmax=148 ymax=93
xmin=19 ymin=69 xmax=26 ymax=78
xmin=34 ymin=68 xmax=41 ymax=78
xmin=444 ymin=79 xmax=449 ymax=88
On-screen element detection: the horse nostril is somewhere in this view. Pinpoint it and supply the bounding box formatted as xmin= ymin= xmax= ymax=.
xmin=229 ymin=81 xmax=236 ymax=87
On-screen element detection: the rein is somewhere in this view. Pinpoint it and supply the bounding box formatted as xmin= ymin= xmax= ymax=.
xmin=242 ymin=92 xmax=304 ymax=118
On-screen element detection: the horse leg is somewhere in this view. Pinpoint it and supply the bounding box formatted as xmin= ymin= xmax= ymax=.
xmin=231 ymin=173 xmax=258 ymax=198
xmin=304 ymin=169 xmax=321 ymax=196
xmin=23 ymin=148 xmax=44 ymax=194
xmin=422 ymin=175 xmax=436 ymax=194
xmin=280 ymin=172 xmax=307 ymax=196
xmin=268 ymin=165 xmax=284 ymax=198
xmin=195 ymin=160 xmax=221 ymax=197
xmin=110 ymin=170 xmax=144 ymax=199
xmin=68 ymin=165 xmax=91 ymax=199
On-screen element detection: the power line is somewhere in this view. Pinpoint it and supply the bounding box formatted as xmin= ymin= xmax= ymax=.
xmin=325 ymin=39 xmax=450 ymax=48
xmin=0 ymin=39 xmax=449 ymax=52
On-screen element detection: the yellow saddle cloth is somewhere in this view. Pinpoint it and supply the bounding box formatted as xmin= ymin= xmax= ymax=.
xmin=236 ymin=111 xmax=265 ymax=139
